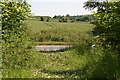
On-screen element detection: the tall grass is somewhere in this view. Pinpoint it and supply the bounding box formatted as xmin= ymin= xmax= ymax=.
xmin=5 ymin=19 xmax=118 ymax=79
xmin=27 ymin=20 xmax=94 ymax=43
xmin=31 ymin=42 xmax=119 ymax=78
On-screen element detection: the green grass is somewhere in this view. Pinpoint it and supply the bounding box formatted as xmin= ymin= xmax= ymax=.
xmin=31 ymin=44 xmax=90 ymax=78
xmin=26 ymin=19 xmax=94 ymax=78
xmin=3 ymin=19 xmax=119 ymax=78
xmin=30 ymin=44 xmax=119 ymax=78
xmin=26 ymin=19 xmax=119 ymax=78
xmin=27 ymin=19 xmax=94 ymax=43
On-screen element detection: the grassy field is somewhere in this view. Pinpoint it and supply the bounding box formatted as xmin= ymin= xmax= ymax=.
xmin=3 ymin=45 xmax=118 ymax=78
xmin=30 ymin=44 xmax=118 ymax=78
xmin=27 ymin=20 xmax=93 ymax=78
xmin=27 ymin=19 xmax=94 ymax=43
xmin=3 ymin=19 xmax=119 ymax=78
xmin=26 ymin=19 xmax=118 ymax=78
xmin=31 ymin=48 xmax=94 ymax=78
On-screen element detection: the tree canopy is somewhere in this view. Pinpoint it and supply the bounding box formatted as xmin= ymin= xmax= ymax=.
xmin=84 ymin=0 xmax=120 ymax=53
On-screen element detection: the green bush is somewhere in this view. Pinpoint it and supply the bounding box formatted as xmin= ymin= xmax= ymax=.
xmin=1 ymin=1 xmax=34 ymax=77
xmin=84 ymin=1 xmax=120 ymax=78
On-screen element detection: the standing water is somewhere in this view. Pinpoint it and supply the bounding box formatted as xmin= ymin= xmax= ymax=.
xmin=35 ymin=45 xmax=72 ymax=51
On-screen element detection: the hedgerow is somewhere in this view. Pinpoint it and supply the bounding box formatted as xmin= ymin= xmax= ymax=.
xmin=1 ymin=0 xmax=33 ymax=71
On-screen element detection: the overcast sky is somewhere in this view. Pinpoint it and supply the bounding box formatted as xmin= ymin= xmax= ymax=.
xmin=28 ymin=0 xmax=93 ymax=17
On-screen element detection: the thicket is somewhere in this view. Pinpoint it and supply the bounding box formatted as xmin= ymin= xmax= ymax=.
xmin=84 ymin=1 xmax=120 ymax=53
xmin=1 ymin=0 xmax=34 ymax=77
xmin=84 ymin=0 xmax=120 ymax=78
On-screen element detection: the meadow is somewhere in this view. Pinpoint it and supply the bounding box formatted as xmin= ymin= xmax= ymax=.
xmin=27 ymin=19 xmax=94 ymax=78
xmin=2 ymin=1 xmax=120 ymax=79
xmin=0 ymin=0 xmax=120 ymax=80
xmin=3 ymin=19 xmax=119 ymax=79
xmin=23 ymin=19 xmax=119 ymax=78
xmin=27 ymin=19 xmax=94 ymax=43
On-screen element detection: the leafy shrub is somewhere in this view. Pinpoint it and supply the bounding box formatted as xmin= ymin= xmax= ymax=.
xmin=84 ymin=1 xmax=120 ymax=53
xmin=84 ymin=1 xmax=120 ymax=78
xmin=1 ymin=1 xmax=33 ymax=74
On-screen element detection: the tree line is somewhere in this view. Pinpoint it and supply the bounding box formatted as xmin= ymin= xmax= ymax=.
xmin=32 ymin=14 xmax=96 ymax=22
xmin=53 ymin=14 xmax=96 ymax=22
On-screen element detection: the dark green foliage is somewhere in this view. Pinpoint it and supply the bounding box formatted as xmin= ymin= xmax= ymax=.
xmin=32 ymin=15 xmax=96 ymax=22
xmin=86 ymin=46 xmax=119 ymax=78
xmin=53 ymin=15 xmax=57 ymax=18
xmin=40 ymin=17 xmax=44 ymax=21
xmin=1 ymin=0 xmax=33 ymax=75
xmin=84 ymin=1 xmax=120 ymax=53
xmin=70 ymin=19 xmax=74 ymax=22
xmin=54 ymin=14 xmax=96 ymax=22
xmin=66 ymin=14 xmax=70 ymax=17
xmin=59 ymin=19 xmax=62 ymax=22
xmin=33 ymin=16 xmax=50 ymax=19
xmin=46 ymin=17 xmax=49 ymax=22
xmin=58 ymin=17 xmax=68 ymax=22
xmin=89 ymin=20 xmax=98 ymax=24
xmin=84 ymin=0 xmax=120 ymax=78
xmin=62 ymin=17 xmax=68 ymax=22
xmin=53 ymin=15 xmax=62 ymax=18
xmin=75 ymin=15 xmax=96 ymax=22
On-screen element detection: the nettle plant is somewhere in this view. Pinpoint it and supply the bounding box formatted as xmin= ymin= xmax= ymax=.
xmin=1 ymin=0 xmax=33 ymax=69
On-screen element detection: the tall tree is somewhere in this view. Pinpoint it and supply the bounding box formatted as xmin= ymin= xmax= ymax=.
xmin=53 ymin=15 xmax=57 ymax=18
xmin=66 ymin=14 xmax=70 ymax=17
